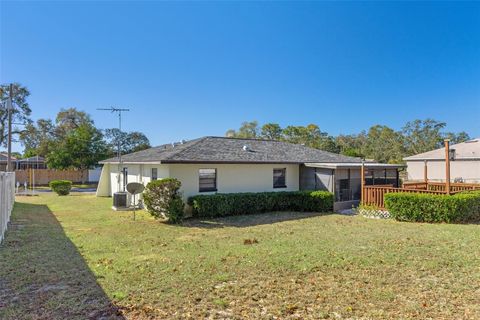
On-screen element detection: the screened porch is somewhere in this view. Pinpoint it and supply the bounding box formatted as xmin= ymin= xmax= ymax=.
xmin=300 ymin=163 xmax=404 ymax=210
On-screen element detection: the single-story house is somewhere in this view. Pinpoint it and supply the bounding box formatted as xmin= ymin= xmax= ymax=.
xmin=404 ymin=138 xmax=480 ymax=183
xmin=0 ymin=153 xmax=17 ymax=171
xmin=96 ymin=136 xmax=404 ymax=211
xmin=0 ymin=153 xmax=46 ymax=171
xmin=15 ymin=156 xmax=47 ymax=170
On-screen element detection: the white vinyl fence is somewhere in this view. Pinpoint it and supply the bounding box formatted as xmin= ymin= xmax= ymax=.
xmin=0 ymin=172 xmax=15 ymax=243
xmin=88 ymin=168 xmax=102 ymax=183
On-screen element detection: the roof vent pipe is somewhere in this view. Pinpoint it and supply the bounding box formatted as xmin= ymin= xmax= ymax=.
xmin=242 ymin=145 xmax=250 ymax=151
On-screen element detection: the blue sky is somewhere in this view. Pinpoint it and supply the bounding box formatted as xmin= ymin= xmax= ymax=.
xmin=1 ymin=1 xmax=479 ymax=152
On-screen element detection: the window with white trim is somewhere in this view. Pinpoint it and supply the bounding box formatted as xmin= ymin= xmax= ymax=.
xmin=151 ymin=168 xmax=158 ymax=180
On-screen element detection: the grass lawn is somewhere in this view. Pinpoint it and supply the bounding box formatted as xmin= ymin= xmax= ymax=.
xmin=1 ymin=194 xmax=480 ymax=319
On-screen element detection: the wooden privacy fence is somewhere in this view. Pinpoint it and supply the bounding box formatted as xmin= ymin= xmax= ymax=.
xmin=363 ymin=182 xmax=480 ymax=209
xmin=15 ymin=169 xmax=88 ymax=185
xmin=0 ymin=172 xmax=15 ymax=243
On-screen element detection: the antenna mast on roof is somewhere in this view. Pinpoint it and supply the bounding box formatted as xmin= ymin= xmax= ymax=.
xmin=97 ymin=107 xmax=130 ymax=191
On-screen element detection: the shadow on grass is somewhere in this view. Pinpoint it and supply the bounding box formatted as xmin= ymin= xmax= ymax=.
xmin=0 ymin=202 xmax=124 ymax=320
xmin=182 ymin=211 xmax=331 ymax=229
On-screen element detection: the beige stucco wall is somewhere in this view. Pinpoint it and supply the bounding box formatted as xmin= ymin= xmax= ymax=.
xmin=139 ymin=164 xmax=170 ymax=185
xmin=96 ymin=162 xmax=300 ymax=199
xmin=99 ymin=163 xmax=170 ymax=196
xmin=169 ymin=163 xmax=300 ymax=199
xmin=406 ymin=160 xmax=480 ymax=183
xmin=96 ymin=164 xmax=111 ymax=197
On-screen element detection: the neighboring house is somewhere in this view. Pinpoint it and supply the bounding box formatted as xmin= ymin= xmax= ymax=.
xmin=96 ymin=136 xmax=403 ymax=211
xmin=0 ymin=153 xmax=17 ymax=171
xmin=15 ymin=156 xmax=47 ymax=170
xmin=404 ymin=138 xmax=480 ymax=183
xmin=0 ymin=153 xmax=46 ymax=171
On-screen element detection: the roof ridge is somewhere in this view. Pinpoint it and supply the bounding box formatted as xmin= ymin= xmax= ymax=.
xmin=206 ymin=136 xmax=280 ymax=142
xmin=206 ymin=136 xmax=359 ymax=159
xmin=163 ymin=137 xmax=209 ymax=160
xmin=178 ymin=136 xmax=361 ymax=161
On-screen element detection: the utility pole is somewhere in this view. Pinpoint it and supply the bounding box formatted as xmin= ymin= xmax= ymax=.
xmin=7 ymin=84 xmax=13 ymax=172
xmin=97 ymin=107 xmax=130 ymax=192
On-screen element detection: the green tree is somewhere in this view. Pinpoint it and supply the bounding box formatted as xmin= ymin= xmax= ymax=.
xmin=363 ymin=125 xmax=405 ymax=163
xmin=45 ymin=109 xmax=108 ymax=169
xmin=0 ymin=83 xmax=32 ymax=147
xmin=55 ymin=108 xmax=93 ymax=137
xmin=402 ymin=119 xmax=446 ymax=155
xmin=317 ymin=135 xmax=340 ymax=154
xmin=47 ymin=123 xmax=108 ymax=170
xmin=104 ymin=128 xmax=151 ymax=156
xmin=19 ymin=119 xmax=55 ymax=157
xmin=335 ymin=133 xmax=367 ymax=158
xmin=282 ymin=125 xmax=316 ymax=146
xmin=225 ymin=121 xmax=259 ymax=138
xmin=444 ymin=131 xmax=471 ymax=145
xmin=260 ymin=123 xmax=283 ymax=140
xmin=281 ymin=124 xmax=339 ymax=153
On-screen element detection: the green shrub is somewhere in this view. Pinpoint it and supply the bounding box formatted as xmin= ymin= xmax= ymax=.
xmin=187 ymin=191 xmax=333 ymax=218
xmin=49 ymin=180 xmax=72 ymax=196
xmin=143 ymin=178 xmax=184 ymax=223
xmin=384 ymin=191 xmax=480 ymax=223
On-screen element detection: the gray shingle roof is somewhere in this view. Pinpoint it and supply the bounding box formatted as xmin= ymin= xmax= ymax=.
xmin=0 ymin=152 xmax=17 ymax=162
xmin=99 ymin=136 xmax=362 ymax=164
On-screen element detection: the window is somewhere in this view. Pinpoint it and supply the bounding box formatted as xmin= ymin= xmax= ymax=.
xmin=273 ymin=168 xmax=286 ymax=188
xmin=151 ymin=168 xmax=158 ymax=180
xmin=199 ymin=168 xmax=217 ymax=192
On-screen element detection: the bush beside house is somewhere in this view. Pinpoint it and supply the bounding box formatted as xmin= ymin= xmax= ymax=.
xmin=143 ymin=178 xmax=184 ymax=223
xmin=49 ymin=180 xmax=72 ymax=195
xmin=385 ymin=191 xmax=480 ymax=223
xmin=188 ymin=191 xmax=334 ymax=218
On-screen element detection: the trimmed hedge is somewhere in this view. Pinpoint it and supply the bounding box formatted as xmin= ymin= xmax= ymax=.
xmin=188 ymin=191 xmax=334 ymax=218
xmin=384 ymin=191 xmax=480 ymax=223
xmin=49 ymin=180 xmax=72 ymax=196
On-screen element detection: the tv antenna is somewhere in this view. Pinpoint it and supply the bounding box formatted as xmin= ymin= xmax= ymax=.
xmin=97 ymin=107 xmax=130 ymax=192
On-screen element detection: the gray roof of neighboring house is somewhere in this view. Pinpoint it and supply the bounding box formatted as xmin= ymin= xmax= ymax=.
xmin=17 ymin=156 xmax=45 ymax=162
xmin=99 ymin=136 xmax=363 ymax=164
xmin=403 ymin=138 xmax=480 ymax=161
xmin=0 ymin=153 xmax=43 ymax=163
xmin=0 ymin=152 xmax=17 ymax=162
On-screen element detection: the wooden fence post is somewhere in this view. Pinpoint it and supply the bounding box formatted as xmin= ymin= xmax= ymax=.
xmin=424 ymin=160 xmax=428 ymax=184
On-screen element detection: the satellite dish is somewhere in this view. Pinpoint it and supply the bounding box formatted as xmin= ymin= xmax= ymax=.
xmin=126 ymin=182 xmax=145 ymax=221
xmin=126 ymin=182 xmax=144 ymax=195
